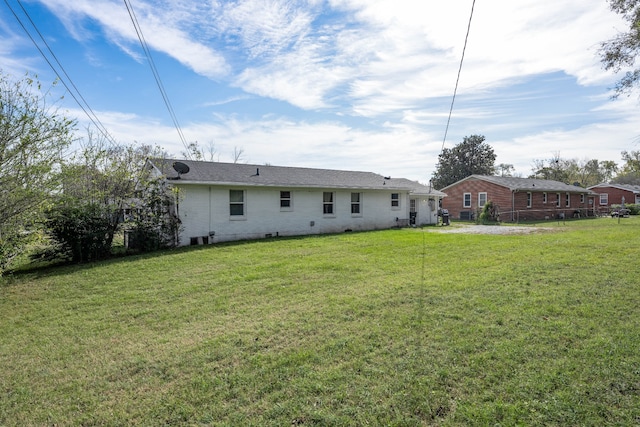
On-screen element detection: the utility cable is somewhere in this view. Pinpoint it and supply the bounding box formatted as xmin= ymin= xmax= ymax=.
xmin=441 ymin=0 xmax=476 ymax=153
xmin=123 ymin=0 xmax=192 ymax=159
xmin=418 ymin=0 xmax=477 ymax=341
xmin=4 ymin=0 xmax=118 ymax=146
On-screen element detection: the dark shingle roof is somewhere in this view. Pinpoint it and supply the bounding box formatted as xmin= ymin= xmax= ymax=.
xmin=588 ymin=183 xmax=640 ymax=193
xmin=442 ymin=175 xmax=594 ymax=193
xmin=148 ymin=158 xmax=445 ymax=196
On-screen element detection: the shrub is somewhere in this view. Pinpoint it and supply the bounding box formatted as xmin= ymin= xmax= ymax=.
xmin=611 ymin=203 xmax=639 ymax=215
xmin=479 ymin=200 xmax=499 ymax=224
xmin=46 ymin=202 xmax=118 ymax=263
xmin=125 ymin=179 xmax=182 ymax=252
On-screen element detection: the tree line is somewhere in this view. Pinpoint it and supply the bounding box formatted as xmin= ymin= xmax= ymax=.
xmin=431 ymin=134 xmax=640 ymax=190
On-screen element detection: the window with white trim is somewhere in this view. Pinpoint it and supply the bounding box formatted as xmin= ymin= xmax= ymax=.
xmin=229 ymin=190 xmax=245 ymax=216
xmin=323 ymin=192 xmax=335 ymax=215
xmin=478 ymin=192 xmax=487 ymax=207
xmin=391 ymin=193 xmax=400 ymax=209
xmin=351 ymin=192 xmax=362 ymax=215
xmin=580 ymin=194 xmax=585 ymax=204
xmin=565 ymin=192 xmax=571 ymax=207
xmin=280 ymin=191 xmax=292 ymax=210
xmin=527 ymin=192 xmax=532 ymax=208
xmin=543 ymin=192 xmax=547 ymax=204
xmin=556 ymin=193 xmax=561 ymax=207
xmin=599 ymin=193 xmax=608 ymax=205
xmin=463 ymin=193 xmax=471 ymax=208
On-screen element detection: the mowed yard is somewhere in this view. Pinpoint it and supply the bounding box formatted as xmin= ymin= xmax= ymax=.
xmin=1 ymin=218 xmax=639 ymax=426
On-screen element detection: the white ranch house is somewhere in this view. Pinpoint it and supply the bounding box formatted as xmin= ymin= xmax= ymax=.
xmin=145 ymin=159 xmax=445 ymax=246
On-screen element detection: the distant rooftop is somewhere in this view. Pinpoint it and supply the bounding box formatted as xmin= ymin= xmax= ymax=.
xmin=442 ymin=175 xmax=595 ymax=193
xmin=148 ymin=158 xmax=446 ymax=196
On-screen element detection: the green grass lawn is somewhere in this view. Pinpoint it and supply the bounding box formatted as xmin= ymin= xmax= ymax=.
xmin=1 ymin=218 xmax=639 ymax=426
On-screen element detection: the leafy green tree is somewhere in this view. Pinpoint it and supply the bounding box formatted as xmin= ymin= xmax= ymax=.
xmin=566 ymin=159 xmax=608 ymax=187
xmin=431 ymin=135 xmax=496 ymax=189
xmin=0 ymin=72 xmax=75 ymax=274
xmin=46 ymin=201 xmax=117 ymax=263
xmin=599 ymin=0 xmax=640 ymax=97
xmin=45 ymin=132 xmax=174 ymax=262
xmin=613 ymin=150 xmax=640 ymax=184
xmin=530 ymin=154 xmax=619 ymax=186
xmin=530 ymin=153 xmax=571 ymax=183
xmin=600 ymin=160 xmax=620 ymax=182
xmin=496 ymin=163 xmax=515 ymax=177
xmin=125 ymin=177 xmax=182 ymax=252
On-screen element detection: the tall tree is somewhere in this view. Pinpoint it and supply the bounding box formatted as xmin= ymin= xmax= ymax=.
xmin=46 ymin=132 xmax=173 ymax=262
xmin=496 ymin=163 xmax=515 ymax=177
xmin=599 ymin=0 xmax=640 ymax=97
xmin=0 ymin=72 xmax=75 ymax=273
xmin=431 ymin=135 xmax=496 ymax=189
xmin=530 ymin=154 xmax=620 ymax=186
xmin=530 ymin=152 xmax=571 ymax=183
xmin=600 ymin=160 xmax=620 ymax=182
xmin=613 ymin=150 xmax=640 ymax=184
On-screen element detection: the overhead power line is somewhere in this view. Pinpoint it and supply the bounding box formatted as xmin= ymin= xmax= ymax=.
xmin=441 ymin=0 xmax=476 ymax=153
xmin=4 ymin=0 xmax=118 ymax=146
xmin=122 ymin=0 xmax=192 ymax=159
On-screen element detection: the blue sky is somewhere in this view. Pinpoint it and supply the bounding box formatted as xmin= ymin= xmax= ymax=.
xmin=1 ymin=0 xmax=638 ymax=183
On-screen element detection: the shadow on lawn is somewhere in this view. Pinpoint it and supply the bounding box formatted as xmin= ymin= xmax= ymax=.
xmin=3 ymin=230 xmax=383 ymax=282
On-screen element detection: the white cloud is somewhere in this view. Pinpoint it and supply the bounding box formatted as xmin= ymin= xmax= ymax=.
xmin=8 ymin=0 xmax=639 ymax=184
xmin=36 ymin=0 xmax=230 ymax=78
xmin=214 ymin=0 xmax=314 ymax=59
xmin=28 ymin=0 xmax=629 ymax=115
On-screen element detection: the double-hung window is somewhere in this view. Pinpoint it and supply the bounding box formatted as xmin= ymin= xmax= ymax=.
xmin=280 ymin=191 xmax=292 ymax=210
xmin=565 ymin=193 xmax=571 ymax=207
xmin=229 ymin=190 xmax=245 ymax=217
xmin=556 ymin=193 xmax=561 ymax=207
xmin=527 ymin=192 xmax=532 ymax=208
xmin=351 ymin=192 xmax=362 ymax=215
xmin=391 ymin=193 xmax=400 ymax=209
xmin=323 ymin=192 xmax=335 ymax=215
xmin=543 ymin=192 xmax=547 ymax=204
xmin=478 ymin=192 xmax=487 ymax=207
xmin=599 ymin=194 xmax=608 ymax=205
xmin=463 ymin=193 xmax=471 ymax=208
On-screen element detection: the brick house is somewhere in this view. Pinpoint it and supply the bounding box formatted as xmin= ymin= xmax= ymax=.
xmin=440 ymin=175 xmax=597 ymax=222
xmin=145 ymin=159 xmax=446 ymax=245
xmin=587 ymin=183 xmax=640 ymax=213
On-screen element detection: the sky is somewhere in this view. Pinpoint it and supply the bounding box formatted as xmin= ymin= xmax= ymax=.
xmin=1 ymin=0 xmax=639 ymax=184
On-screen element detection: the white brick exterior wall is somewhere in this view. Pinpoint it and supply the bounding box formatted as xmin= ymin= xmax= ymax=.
xmin=173 ymin=184 xmax=433 ymax=245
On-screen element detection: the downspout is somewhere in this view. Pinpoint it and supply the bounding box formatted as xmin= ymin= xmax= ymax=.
xmin=174 ymin=186 xmax=181 ymax=246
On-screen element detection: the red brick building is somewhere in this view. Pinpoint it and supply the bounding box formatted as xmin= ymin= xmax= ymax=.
xmin=587 ymin=184 xmax=640 ymax=213
xmin=440 ymin=175 xmax=597 ymax=222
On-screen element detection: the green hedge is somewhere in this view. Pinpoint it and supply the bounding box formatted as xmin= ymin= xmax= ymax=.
xmin=611 ymin=203 xmax=639 ymax=215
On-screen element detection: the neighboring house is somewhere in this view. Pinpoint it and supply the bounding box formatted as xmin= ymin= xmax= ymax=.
xmin=145 ymin=159 xmax=446 ymax=246
xmin=587 ymin=183 xmax=640 ymax=213
xmin=440 ymin=175 xmax=596 ymax=221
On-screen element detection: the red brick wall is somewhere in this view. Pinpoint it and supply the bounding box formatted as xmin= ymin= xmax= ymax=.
xmin=590 ymin=186 xmax=637 ymax=207
xmin=512 ymin=191 xmax=589 ymax=221
xmin=442 ymin=178 xmax=512 ymax=220
xmin=442 ymin=178 xmax=592 ymax=221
